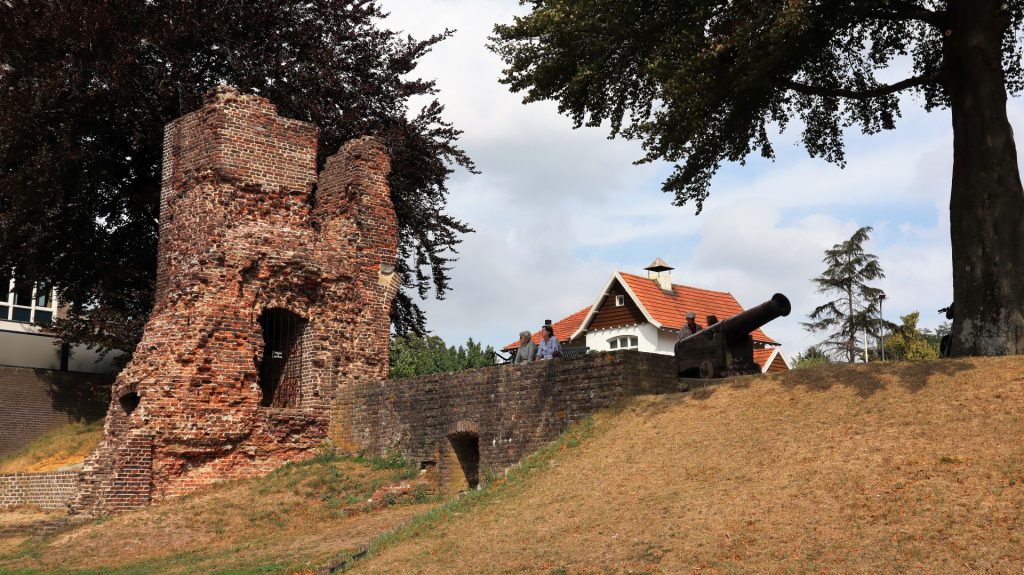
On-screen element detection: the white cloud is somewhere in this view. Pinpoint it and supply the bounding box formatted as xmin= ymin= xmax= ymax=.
xmin=377 ymin=0 xmax=1003 ymax=359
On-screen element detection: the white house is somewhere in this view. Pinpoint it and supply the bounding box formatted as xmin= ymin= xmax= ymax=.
xmin=506 ymin=260 xmax=790 ymax=373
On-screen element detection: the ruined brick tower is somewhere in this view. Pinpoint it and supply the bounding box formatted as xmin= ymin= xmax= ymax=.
xmin=73 ymin=86 xmax=399 ymax=514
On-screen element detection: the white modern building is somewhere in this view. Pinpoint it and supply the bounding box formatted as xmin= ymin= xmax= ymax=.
xmin=0 ymin=276 xmax=118 ymax=373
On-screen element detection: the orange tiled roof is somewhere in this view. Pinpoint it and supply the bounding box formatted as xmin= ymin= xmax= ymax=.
xmin=753 ymin=348 xmax=776 ymax=371
xmin=616 ymin=272 xmax=777 ymax=344
xmin=503 ymin=306 xmax=592 ymax=351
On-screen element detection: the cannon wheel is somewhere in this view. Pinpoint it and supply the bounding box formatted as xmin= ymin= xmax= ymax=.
xmin=699 ymin=359 xmax=719 ymax=380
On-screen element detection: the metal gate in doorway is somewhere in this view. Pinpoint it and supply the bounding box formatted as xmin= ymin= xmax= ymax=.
xmin=257 ymin=308 xmax=307 ymax=408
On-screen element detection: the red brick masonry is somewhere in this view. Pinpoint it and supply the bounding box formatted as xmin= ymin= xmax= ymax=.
xmin=73 ymin=87 xmax=399 ymax=514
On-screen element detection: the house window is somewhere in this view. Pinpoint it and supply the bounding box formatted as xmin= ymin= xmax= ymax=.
xmin=615 ymin=295 xmax=625 ymax=306
xmin=607 ymin=336 xmax=639 ymax=350
xmin=0 ymin=277 xmax=56 ymax=325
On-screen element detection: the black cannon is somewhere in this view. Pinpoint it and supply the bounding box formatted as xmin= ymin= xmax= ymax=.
xmin=675 ymin=293 xmax=791 ymax=379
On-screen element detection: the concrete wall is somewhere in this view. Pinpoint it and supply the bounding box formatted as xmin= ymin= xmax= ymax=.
xmin=334 ymin=350 xmax=680 ymax=491
xmin=0 ymin=366 xmax=112 ymax=457
xmin=0 ymin=471 xmax=78 ymax=510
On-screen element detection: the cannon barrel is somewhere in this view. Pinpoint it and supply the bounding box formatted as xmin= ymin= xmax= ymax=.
xmin=682 ymin=293 xmax=791 ymax=345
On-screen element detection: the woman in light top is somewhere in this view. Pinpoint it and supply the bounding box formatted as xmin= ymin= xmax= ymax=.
xmin=536 ymin=324 xmax=562 ymax=360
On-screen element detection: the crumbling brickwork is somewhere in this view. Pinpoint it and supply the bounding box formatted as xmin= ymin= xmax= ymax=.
xmin=73 ymin=86 xmax=399 ymax=514
xmin=333 ymin=350 xmax=681 ymax=493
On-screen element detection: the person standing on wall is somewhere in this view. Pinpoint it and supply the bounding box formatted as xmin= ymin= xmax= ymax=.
xmin=536 ymin=323 xmax=562 ymax=360
xmin=513 ymin=330 xmax=537 ymax=363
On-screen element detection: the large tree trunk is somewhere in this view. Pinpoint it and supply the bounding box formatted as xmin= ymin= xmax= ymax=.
xmin=945 ymin=0 xmax=1024 ymax=356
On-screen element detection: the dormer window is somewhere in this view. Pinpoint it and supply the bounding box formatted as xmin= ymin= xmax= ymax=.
xmin=614 ymin=295 xmax=625 ymax=307
xmin=607 ymin=336 xmax=638 ymax=350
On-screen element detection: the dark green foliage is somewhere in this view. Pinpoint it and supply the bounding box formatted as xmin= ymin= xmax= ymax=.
xmin=0 ymin=0 xmax=475 ymax=359
xmin=803 ymin=226 xmax=887 ymax=363
xmin=491 ymin=0 xmax=1024 ymax=212
xmin=389 ymin=334 xmax=495 ymax=379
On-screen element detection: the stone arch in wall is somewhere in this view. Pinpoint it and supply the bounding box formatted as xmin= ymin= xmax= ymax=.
xmin=257 ymin=308 xmax=309 ymax=408
xmin=119 ymin=391 xmax=141 ymax=415
xmin=442 ymin=420 xmax=481 ymax=493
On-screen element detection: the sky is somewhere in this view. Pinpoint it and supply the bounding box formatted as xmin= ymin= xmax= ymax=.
xmin=376 ymin=0 xmax=1019 ymax=357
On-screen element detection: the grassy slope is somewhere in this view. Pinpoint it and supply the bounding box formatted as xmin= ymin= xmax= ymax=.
xmin=350 ymin=357 xmax=1024 ymax=574
xmin=0 ymin=452 xmax=433 ymax=575
xmin=3 ymin=357 xmax=1022 ymax=574
xmin=0 ymin=421 xmax=103 ymax=473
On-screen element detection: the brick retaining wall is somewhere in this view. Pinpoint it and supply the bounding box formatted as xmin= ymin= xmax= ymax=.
xmin=0 ymin=366 xmax=112 ymax=458
xmin=0 ymin=471 xmax=79 ymax=511
xmin=333 ymin=350 xmax=680 ymax=492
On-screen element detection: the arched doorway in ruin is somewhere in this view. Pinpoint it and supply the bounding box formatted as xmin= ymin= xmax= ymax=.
xmin=256 ymin=308 xmax=308 ymax=408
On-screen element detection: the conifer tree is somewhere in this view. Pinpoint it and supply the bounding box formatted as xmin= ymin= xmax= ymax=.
xmin=803 ymin=226 xmax=886 ymax=363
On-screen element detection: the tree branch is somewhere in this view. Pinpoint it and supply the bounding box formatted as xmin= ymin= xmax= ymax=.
xmin=784 ymin=71 xmax=941 ymax=100
xmin=865 ymin=1 xmax=945 ymax=27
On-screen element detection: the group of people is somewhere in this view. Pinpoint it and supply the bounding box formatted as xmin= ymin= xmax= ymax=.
xmin=516 ymin=310 xmax=714 ymax=362
xmin=513 ymin=323 xmax=561 ymax=363
xmin=676 ymin=311 xmax=718 ymax=343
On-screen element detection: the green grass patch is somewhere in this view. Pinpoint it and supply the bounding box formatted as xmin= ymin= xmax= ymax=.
xmin=0 ymin=420 xmax=103 ymax=473
xmin=0 ymin=442 xmax=429 ymax=575
xmin=330 ymin=415 xmax=602 ymax=572
xmin=254 ymin=447 xmax=419 ymax=519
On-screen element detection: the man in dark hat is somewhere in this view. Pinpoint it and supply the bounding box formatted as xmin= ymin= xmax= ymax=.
xmin=677 ymin=311 xmax=702 ymax=343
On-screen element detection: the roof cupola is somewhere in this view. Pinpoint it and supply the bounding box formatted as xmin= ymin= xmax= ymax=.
xmin=644 ymin=258 xmax=674 ymax=291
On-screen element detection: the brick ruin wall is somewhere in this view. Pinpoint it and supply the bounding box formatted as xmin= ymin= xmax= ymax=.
xmin=72 ymin=86 xmax=399 ymax=514
xmin=333 ymin=350 xmax=681 ymax=493
xmin=66 ymin=88 xmax=687 ymax=515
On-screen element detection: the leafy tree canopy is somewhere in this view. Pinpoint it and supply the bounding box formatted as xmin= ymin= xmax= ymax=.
xmin=792 ymin=345 xmax=831 ymax=369
xmin=0 ymin=0 xmax=475 ymax=356
xmin=803 ymin=226 xmax=886 ymax=363
xmin=885 ymin=311 xmax=940 ymax=360
xmin=492 ymin=0 xmax=1000 ymax=210
xmin=389 ymin=335 xmax=495 ymax=379
xmin=492 ymin=0 xmax=1024 ymax=357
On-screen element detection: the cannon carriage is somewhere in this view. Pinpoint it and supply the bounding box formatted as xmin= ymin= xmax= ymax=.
xmin=675 ymin=293 xmax=791 ymax=379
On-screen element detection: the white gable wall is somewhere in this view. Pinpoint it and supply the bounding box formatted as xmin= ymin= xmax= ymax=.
xmin=655 ymin=329 xmax=680 ymax=355
xmin=585 ymin=323 xmax=662 ymax=353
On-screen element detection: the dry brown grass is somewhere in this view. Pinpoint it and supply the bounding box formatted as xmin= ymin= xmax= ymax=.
xmin=0 ymin=421 xmax=103 ymax=473
xmin=0 ymin=454 xmax=433 ymax=574
xmin=351 ymin=356 xmax=1024 ymax=575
